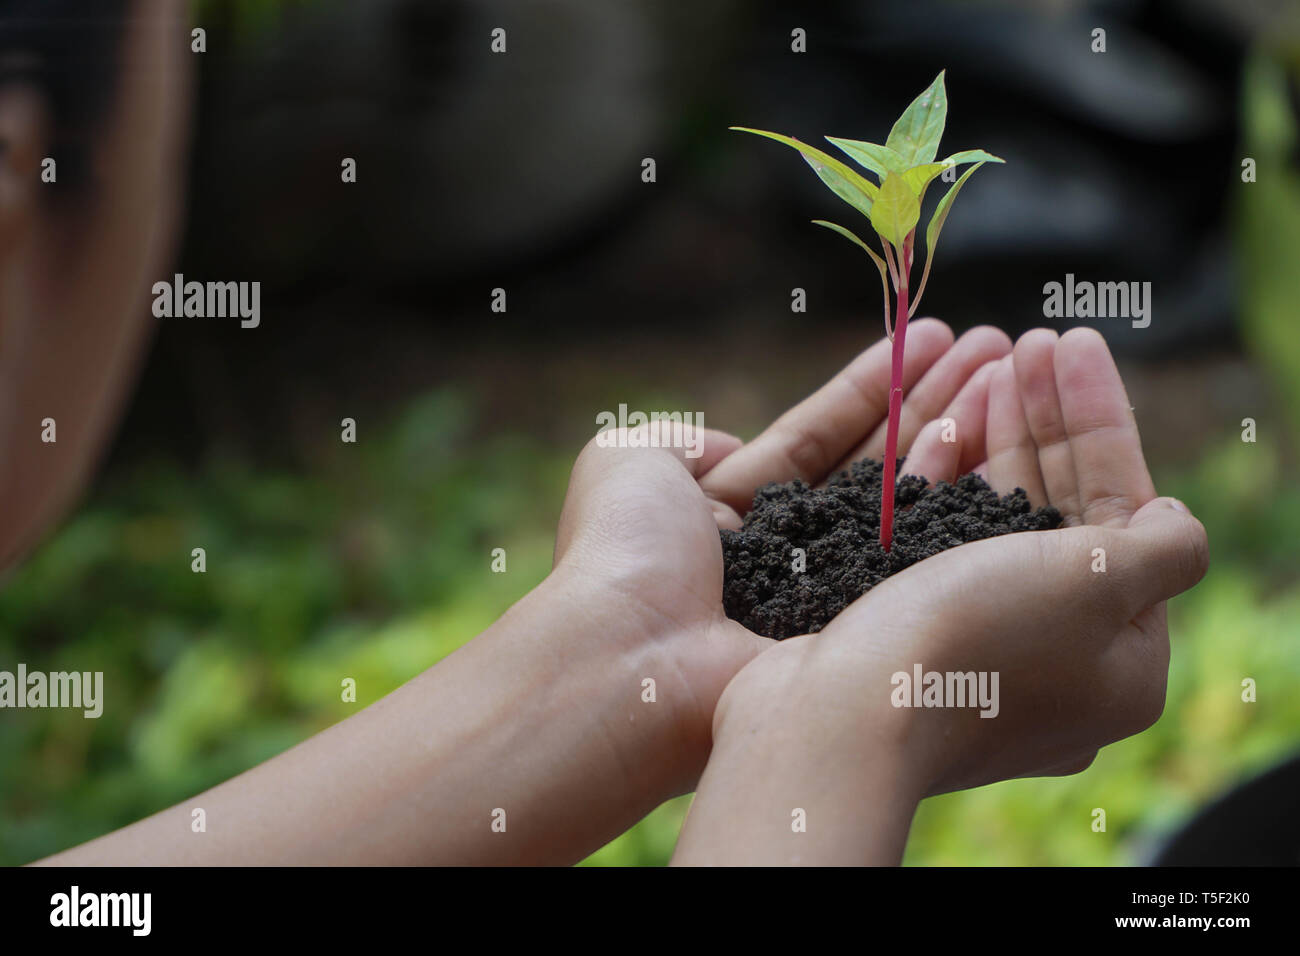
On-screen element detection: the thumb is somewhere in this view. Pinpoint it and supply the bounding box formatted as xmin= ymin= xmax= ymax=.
xmin=555 ymin=425 xmax=742 ymax=561
xmin=1113 ymin=497 xmax=1209 ymax=614
xmin=579 ymin=424 xmax=742 ymax=480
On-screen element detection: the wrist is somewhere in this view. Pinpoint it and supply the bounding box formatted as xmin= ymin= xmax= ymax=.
xmin=523 ymin=564 xmax=714 ymax=799
xmin=715 ymin=633 xmax=932 ymax=806
xmin=679 ymin=637 xmax=926 ymax=865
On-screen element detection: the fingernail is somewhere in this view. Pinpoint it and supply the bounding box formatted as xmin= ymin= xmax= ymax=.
xmin=1168 ymin=498 xmax=1190 ymax=514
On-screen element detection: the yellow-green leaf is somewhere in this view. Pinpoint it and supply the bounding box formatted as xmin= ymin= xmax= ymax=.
xmin=885 ymin=71 xmax=947 ymax=166
xmin=731 ymin=127 xmax=878 ymax=217
xmin=939 ymin=148 xmax=1005 ymax=166
xmin=825 ymin=137 xmax=906 ymax=179
xmin=811 ymin=220 xmax=892 ymax=332
xmin=925 ymin=161 xmax=984 ymax=254
xmin=909 ymin=160 xmax=987 ymax=318
xmin=869 ymin=171 xmax=921 ymax=249
xmin=902 ymin=162 xmax=952 ymax=198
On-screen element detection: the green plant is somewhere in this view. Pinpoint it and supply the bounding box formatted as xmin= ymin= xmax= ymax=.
xmin=1237 ymin=52 xmax=1300 ymax=434
xmin=733 ymin=71 xmax=1003 ymax=551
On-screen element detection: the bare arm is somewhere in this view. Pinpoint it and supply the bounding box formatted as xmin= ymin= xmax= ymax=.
xmin=38 ymin=565 xmax=704 ymax=865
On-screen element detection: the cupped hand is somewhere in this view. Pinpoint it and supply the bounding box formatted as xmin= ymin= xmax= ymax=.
xmin=715 ymin=327 xmax=1209 ymax=799
xmin=550 ymin=319 xmax=1013 ymax=791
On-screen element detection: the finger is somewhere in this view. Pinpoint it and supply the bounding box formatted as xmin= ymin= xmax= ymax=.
xmin=711 ymin=500 xmax=743 ymax=532
xmin=1054 ymin=327 xmax=1157 ymax=528
xmin=682 ymin=425 xmax=743 ymax=478
xmin=1110 ymin=496 xmax=1209 ymax=617
xmin=579 ymin=424 xmax=743 ymax=478
xmin=900 ymin=419 xmax=960 ymax=485
xmin=1129 ymin=601 xmax=1168 ymax=646
xmin=984 ymin=355 xmax=1049 ymax=506
xmin=1025 ymin=750 xmax=1098 ymax=779
xmin=901 ymin=358 xmax=999 ymax=484
xmin=700 ymin=318 xmax=955 ymax=513
xmin=1013 ymin=329 xmax=1083 ymax=524
xmin=557 ymin=425 xmax=742 ymax=557
xmin=838 ymin=324 xmax=1012 ymax=473
xmin=941 ymin=357 xmax=999 ymax=478
xmin=1103 ymin=602 xmax=1172 ymax=741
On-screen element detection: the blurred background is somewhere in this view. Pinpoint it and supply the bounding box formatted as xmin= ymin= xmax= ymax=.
xmin=2 ymin=0 xmax=1299 ymax=865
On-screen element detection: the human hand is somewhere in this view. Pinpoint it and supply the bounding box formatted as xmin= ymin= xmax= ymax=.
xmin=675 ymin=328 xmax=1209 ymax=864
xmin=878 ymin=326 xmax=1210 ymax=789
xmin=549 ymin=319 xmax=1014 ymax=798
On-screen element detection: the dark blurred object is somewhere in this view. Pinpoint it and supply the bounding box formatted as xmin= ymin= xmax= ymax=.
xmin=1154 ymin=751 xmax=1300 ymax=865
xmin=114 ymin=0 xmax=1295 ymax=462
xmin=185 ymin=0 xmax=727 ymax=289
xmin=177 ymin=0 xmax=1253 ymax=346
xmin=733 ymin=0 xmax=1247 ymax=354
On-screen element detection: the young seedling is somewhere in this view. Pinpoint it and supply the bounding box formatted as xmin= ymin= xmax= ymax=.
xmin=733 ymin=70 xmax=1003 ymax=552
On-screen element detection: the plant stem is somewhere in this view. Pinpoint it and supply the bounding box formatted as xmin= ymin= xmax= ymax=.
xmin=880 ymin=237 xmax=913 ymax=553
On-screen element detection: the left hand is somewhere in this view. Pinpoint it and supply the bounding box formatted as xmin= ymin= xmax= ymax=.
xmin=550 ymin=320 xmax=1013 ymax=795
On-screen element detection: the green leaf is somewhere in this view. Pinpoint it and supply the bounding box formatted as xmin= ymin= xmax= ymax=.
xmin=811 ymin=218 xmax=879 ymax=258
xmin=885 ymin=71 xmax=948 ymax=166
xmin=902 ymin=162 xmax=952 ymax=198
xmin=811 ymin=220 xmax=891 ymax=333
xmin=925 ymin=161 xmax=984 ymax=254
xmin=909 ymin=160 xmax=987 ymax=318
xmin=869 ymin=171 xmax=921 ymax=249
xmin=825 ymin=137 xmax=907 ymax=179
xmin=731 ymin=127 xmax=878 ymax=217
xmin=939 ymin=148 xmax=1005 ymax=166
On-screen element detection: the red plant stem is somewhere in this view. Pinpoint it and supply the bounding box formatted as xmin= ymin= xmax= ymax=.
xmin=880 ymin=237 xmax=913 ymax=553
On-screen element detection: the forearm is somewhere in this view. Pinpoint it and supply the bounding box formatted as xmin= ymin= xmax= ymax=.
xmin=38 ymin=567 xmax=697 ymax=866
xmin=672 ymin=642 xmax=925 ymax=866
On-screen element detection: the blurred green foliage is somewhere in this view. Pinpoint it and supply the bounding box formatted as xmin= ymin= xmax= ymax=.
xmin=0 ymin=391 xmax=569 ymax=865
xmin=3 ymin=382 xmax=1298 ymax=866
xmin=1237 ymin=51 xmax=1300 ymax=434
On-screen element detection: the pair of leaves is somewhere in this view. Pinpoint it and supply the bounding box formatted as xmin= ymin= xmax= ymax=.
xmin=826 ymin=69 xmax=946 ymax=178
xmin=821 ymin=158 xmax=991 ymax=321
xmin=732 ymin=71 xmax=1004 ymax=321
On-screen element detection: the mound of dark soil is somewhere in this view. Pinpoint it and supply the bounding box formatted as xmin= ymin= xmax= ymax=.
xmin=720 ymin=458 xmax=1062 ymax=640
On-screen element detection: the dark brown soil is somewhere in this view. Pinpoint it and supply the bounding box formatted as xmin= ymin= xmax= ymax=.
xmin=720 ymin=458 xmax=1062 ymax=640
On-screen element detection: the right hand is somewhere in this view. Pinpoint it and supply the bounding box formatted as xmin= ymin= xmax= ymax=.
xmin=712 ymin=327 xmax=1210 ymax=799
